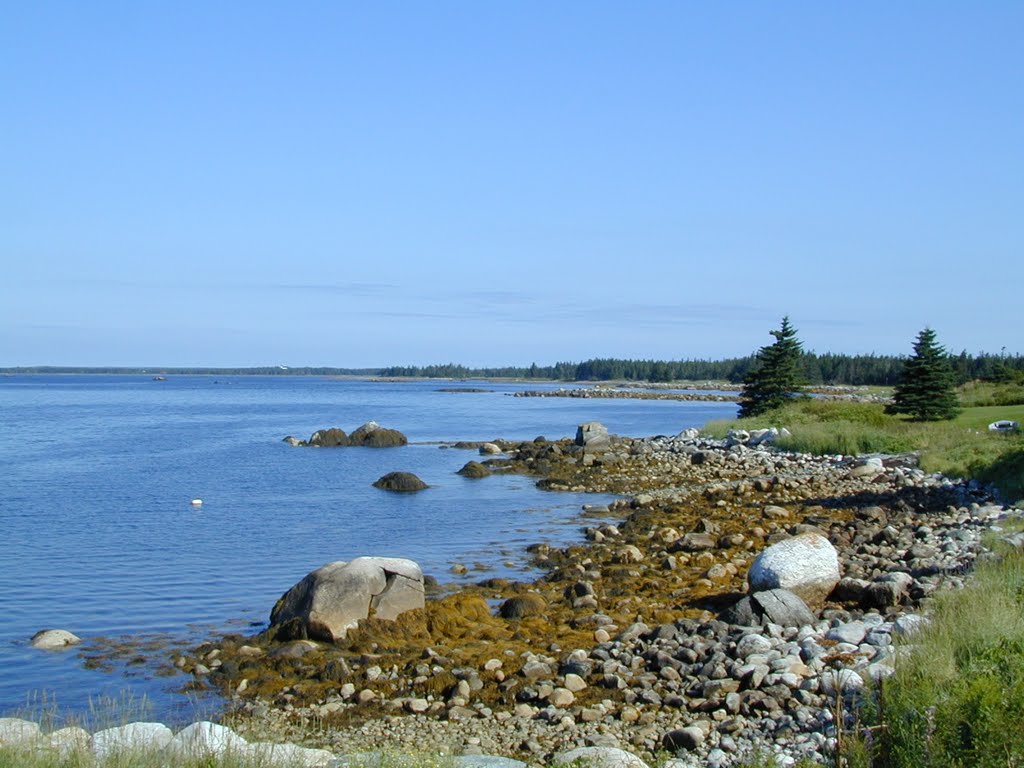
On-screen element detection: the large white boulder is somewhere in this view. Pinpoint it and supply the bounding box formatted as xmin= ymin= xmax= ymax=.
xmin=91 ymin=722 xmax=173 ymax=761
xmin=747 ymin=533 xmax=840 ymax=607
xmin=270 ymin=557 xmax=425 ymax=642
xmin=164 ymin=722 xmax=248 ymax=760
xmin=0 ymin=718 xmax=41 ymax=746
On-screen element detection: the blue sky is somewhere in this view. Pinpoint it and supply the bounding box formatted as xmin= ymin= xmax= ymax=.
xmin=2 ymin=3 xmax=1021 ymax=367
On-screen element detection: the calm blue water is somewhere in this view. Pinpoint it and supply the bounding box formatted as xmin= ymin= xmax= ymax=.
xmin=0 ymin=375 xmax=737 ymax=722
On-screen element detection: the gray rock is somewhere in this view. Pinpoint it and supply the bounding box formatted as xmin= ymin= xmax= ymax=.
xmin=576 ymin=422 xmax=611 ymax=451
xmin=672 ymin=533 xmax=718 ymax=552
xmin=820 ymin=669 xmax=865 ymax=696
xmin=722 ymin=589 xmax=816 ymax=628
xmin=826 ymin=621 xmax=867 ymax=646
xmin=270 ymin=557 xmax=425 ymax=642
xmin=748 ymin=533 xmax=841 ymax=607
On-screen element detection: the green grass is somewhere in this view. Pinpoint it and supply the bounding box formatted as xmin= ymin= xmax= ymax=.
xmin=957 ymin=380 xmax=1024 ymax=408
xmin=953 ymin=403 xmax=1024 ymax=431
xmin=844 ymin=537 xmax=1024 ymax=767
xmin=706 ymin=391 xmax=1024 ymax=502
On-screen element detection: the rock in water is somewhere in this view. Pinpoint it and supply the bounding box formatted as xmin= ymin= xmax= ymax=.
xmin=373 ymin=472 xmax=428 ymax=492
xmin=30 ymin=629 xmax=81 ymax=649
xmin=747 ymin=532 xmax=841 ymax=607
xmin=349 ymin=421 xmax=408 ymax=447
xmin=457 ymin=460 xmax=491 ymax=478
xmin=270 ymin=557 xmax=425 ymax=642
xmin=305 ymin=428 xmax=350 ymax=447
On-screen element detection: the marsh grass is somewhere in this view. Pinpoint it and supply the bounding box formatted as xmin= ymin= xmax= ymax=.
xmin=843 ymin=540 xmax=1024 ymax=767
xmin=0 ymin=744 xmax=315 ymax=768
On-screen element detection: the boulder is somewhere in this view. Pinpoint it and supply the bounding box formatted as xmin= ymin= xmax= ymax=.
xmin=348 ymin=421 xmax=408 ymax=447
xmin=555 ymin=747 xmax=650 ymax=768
xmin=30 ymin=629 xmax=81 ymax=650
xmin=270 ymin=557 xmax=425 ymax=642
xmin=165 ymin=722 xmax=248 ymax=760
xmin=479 ymin=443 xmax=502 ymax=455
xmin=305 ymin=428 xmax=350 ymax=447
xmin=372 ymin=472 xmax=428 ymax=492
xmin=866 ymin=571 xmax=914 ymax=608
xmin=457 ymin=461 xmax=491 ymax=479
xmin=498 ymin=594 xmax=547 ymax=619
xmin=576 ymin=422 xmax=611 ymax=451
xmin=0 ymin=718 xmax=41 ymax=746
xmin=747 ymin=533 xmax=841 ymax=607
xmin=91 ymin=723 xmax=174 ymax=760
xmin=720 ymin=588 xmax=816 ymax=628
xmin=662 ymin=726 xmax=705 ymax=752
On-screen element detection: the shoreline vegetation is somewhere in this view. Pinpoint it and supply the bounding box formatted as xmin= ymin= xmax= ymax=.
xmin=5 ymin=382 xmax=1024 ymax=767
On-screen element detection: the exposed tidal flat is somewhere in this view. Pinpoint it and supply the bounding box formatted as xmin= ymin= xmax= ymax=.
xmin=0 ymin=375 xmax=734 ymax=723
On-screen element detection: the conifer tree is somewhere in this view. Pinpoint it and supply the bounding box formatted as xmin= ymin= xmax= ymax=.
xmin=738 ymin=316 xmax=806 ymax=418
xmin=886 ymin=327 xmax=961 ymax=421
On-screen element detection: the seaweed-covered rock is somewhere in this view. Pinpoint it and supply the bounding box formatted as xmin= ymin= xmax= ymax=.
xmin=373 ymin=472 xmax=428 ymax=492
xmin=457 ymin=461 xmax=491 ymax=479
xmin=305 ymin=428 xmax=350 ymax=447
xmin=289 ymin=421 xmax=407 ymax=447
xmin=349 ymin=421 xmax=408 ymax=447
xmin=270 ymin=557 xmax=425 ymax=642
xmin=498 ymin=593 xmax=547 ymax=619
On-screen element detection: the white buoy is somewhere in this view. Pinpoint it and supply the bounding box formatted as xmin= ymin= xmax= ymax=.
xmin=191 ymin=499 xmax=203 ymax=506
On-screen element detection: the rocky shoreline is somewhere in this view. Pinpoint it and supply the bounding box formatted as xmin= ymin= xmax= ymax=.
xmin=147 ymin=424 xmax=1019 ymax=767
xmin=510 ymin=384 xmax=889 ymax=405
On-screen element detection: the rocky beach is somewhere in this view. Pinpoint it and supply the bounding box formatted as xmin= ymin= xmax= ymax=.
xmin=120 ymin=421 xmax=1018 ymax=767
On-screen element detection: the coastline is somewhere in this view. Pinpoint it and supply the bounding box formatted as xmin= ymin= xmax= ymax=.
xmin=159 ymin=425 xmax=1013 ymax=766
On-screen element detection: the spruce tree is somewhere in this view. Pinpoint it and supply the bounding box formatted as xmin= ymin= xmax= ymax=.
xmin=885 ymin=327 xmax=961 ymax=421
xmin=738 ymin=316 xmax=806 ymax=418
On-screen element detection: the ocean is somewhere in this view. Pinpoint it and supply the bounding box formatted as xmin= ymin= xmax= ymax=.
xmin=0 ymin=374 xmax=737 ymax=723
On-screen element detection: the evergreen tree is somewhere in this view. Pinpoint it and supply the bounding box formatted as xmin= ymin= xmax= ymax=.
xmin=738 ymin=316 xmax=806 ymax=418
xmin=886 ymin=327 xmax=961 ymax=421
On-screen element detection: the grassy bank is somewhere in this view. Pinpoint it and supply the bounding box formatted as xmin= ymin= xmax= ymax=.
xmin=705 ymin=384 xmax=1024 ymax=502
xmin=840 ymin=523 xmax=1024 ymax=767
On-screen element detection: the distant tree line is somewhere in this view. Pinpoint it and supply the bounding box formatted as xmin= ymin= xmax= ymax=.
xmin=5 ymin=352 xmax=1022 ymax=385
xmin=380 ymin=351 xmax=1024 ymax=386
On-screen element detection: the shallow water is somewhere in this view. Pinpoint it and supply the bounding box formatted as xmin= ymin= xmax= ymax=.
xmin=0 ymin=375 xmax=736 ymax=722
